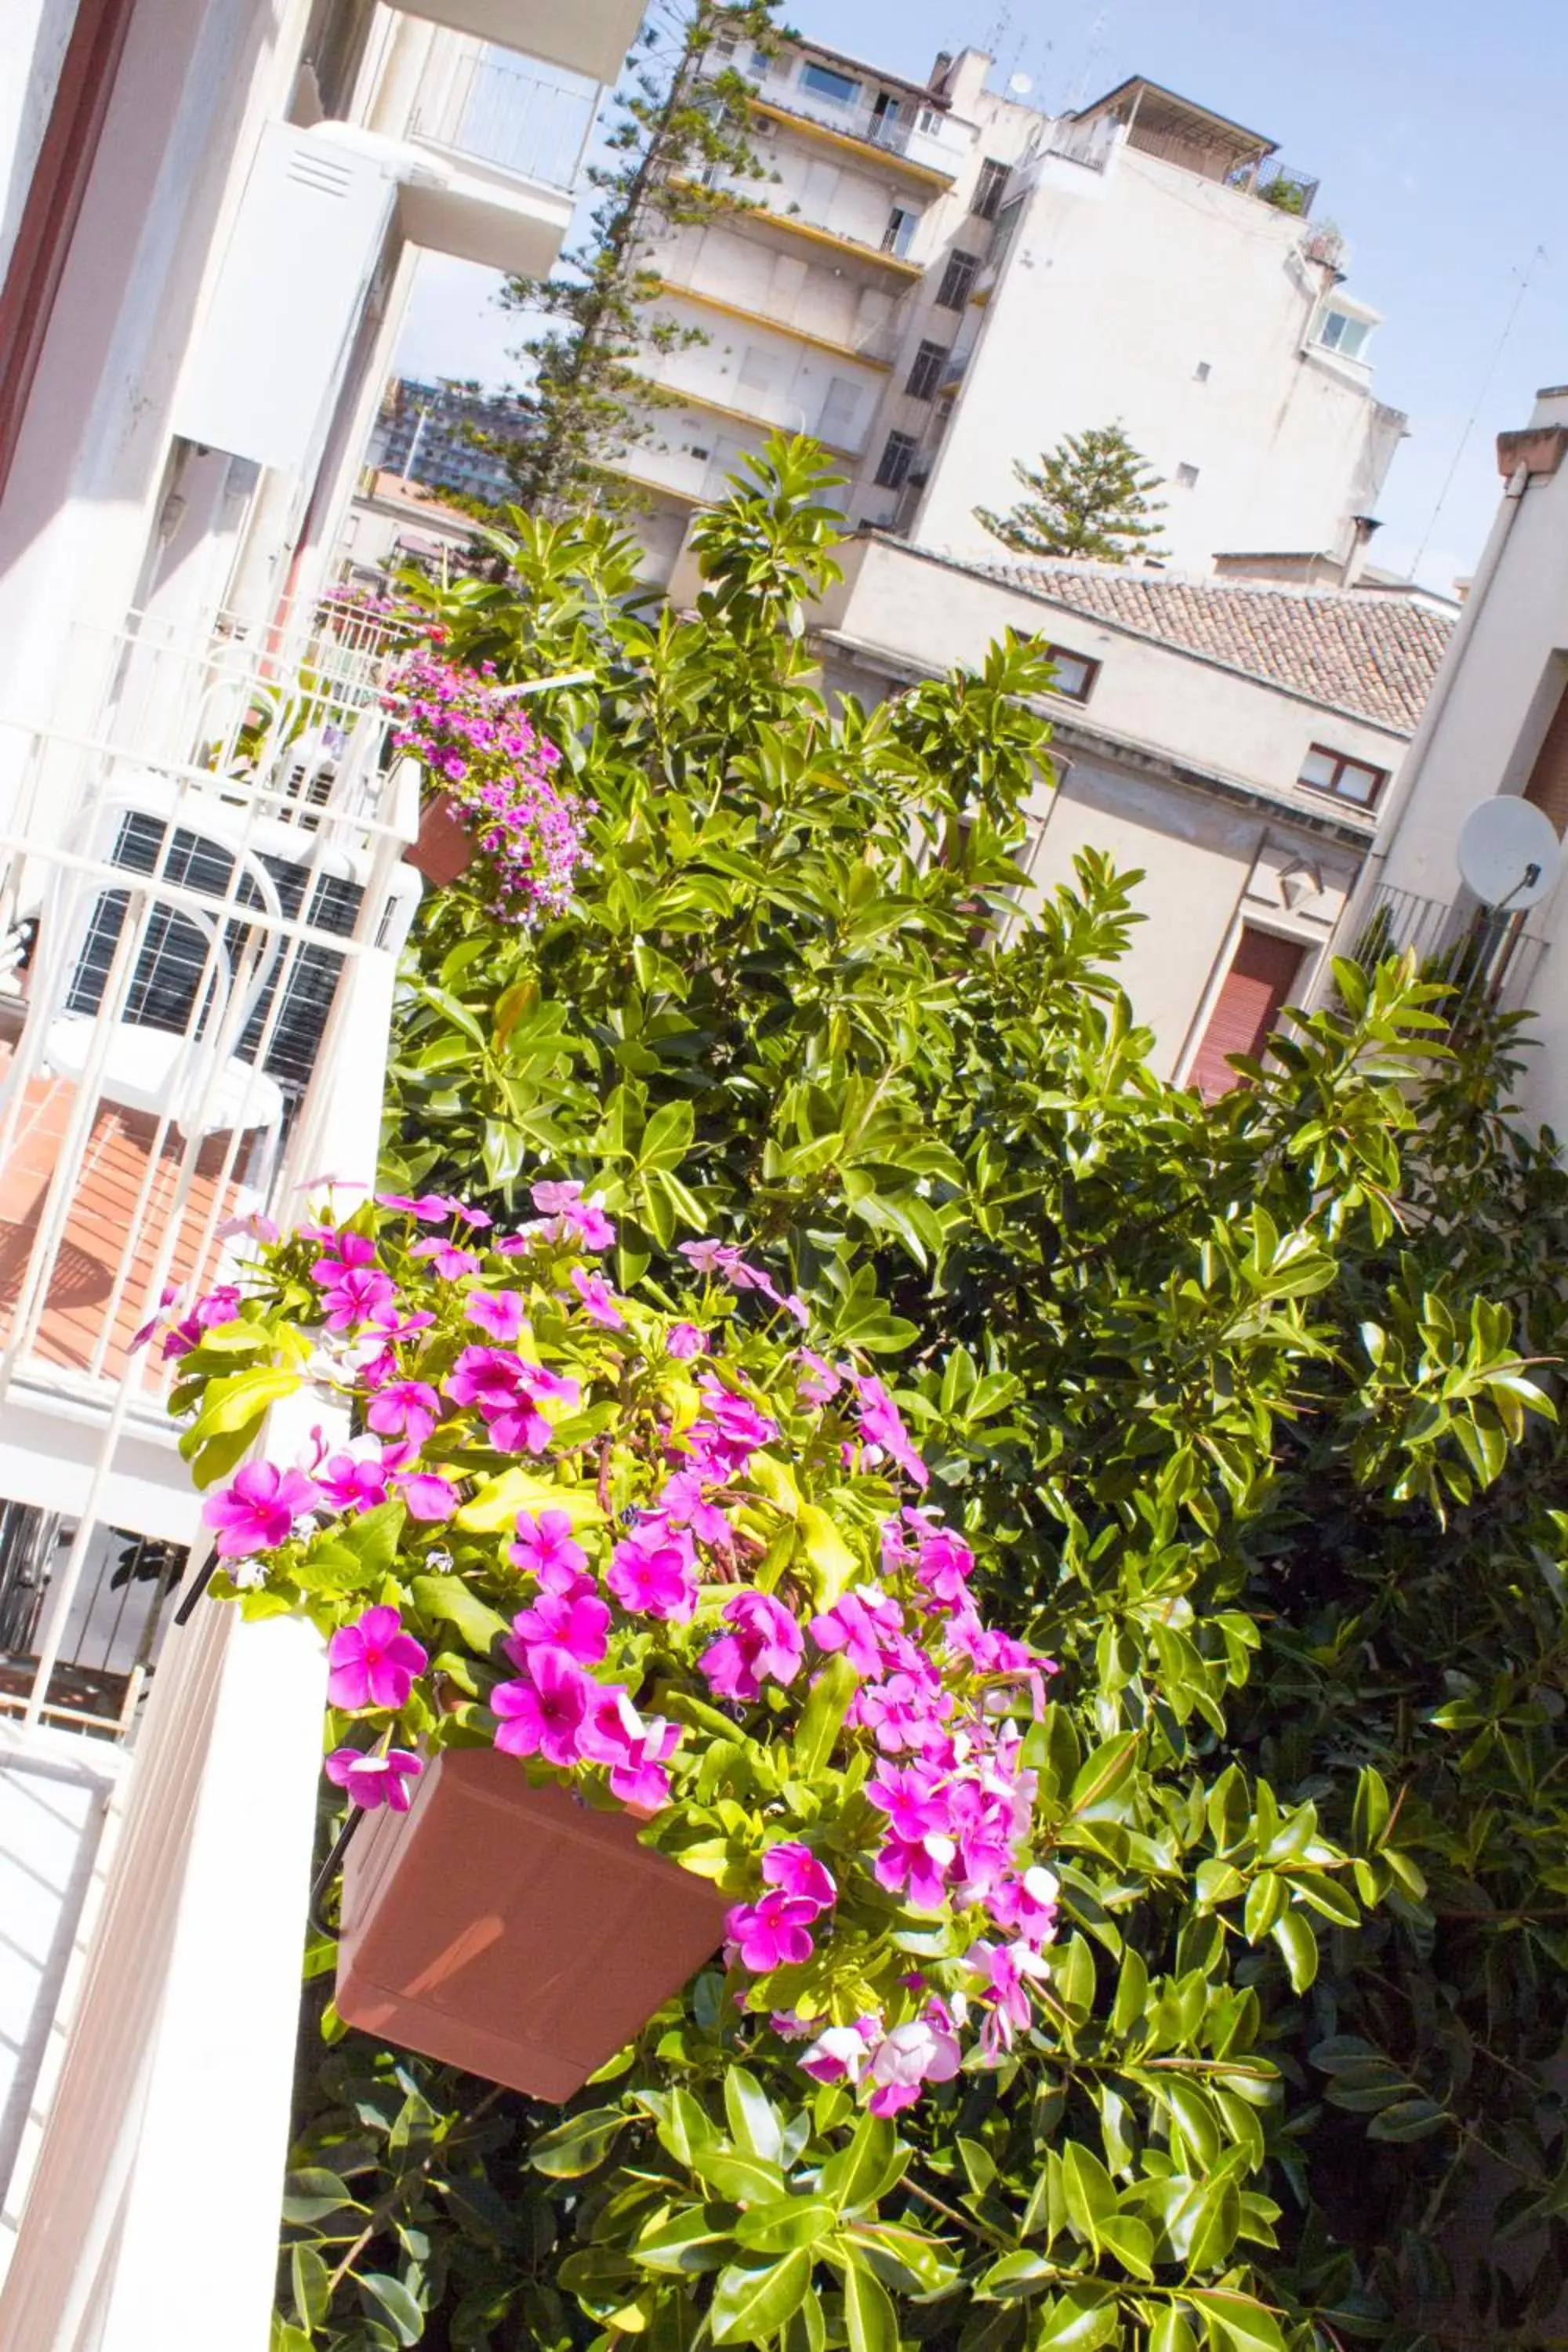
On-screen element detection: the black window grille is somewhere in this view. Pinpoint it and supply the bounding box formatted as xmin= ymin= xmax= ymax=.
xmin=874 ymin=430 xmax=920 ymax=490
xmin=935 ymin=249 xmax=980 ymax=309
xmin=971 ymin=158 xmax=1009 ymax=220
xmin=905 ymin=339 xmax=948 ymax=400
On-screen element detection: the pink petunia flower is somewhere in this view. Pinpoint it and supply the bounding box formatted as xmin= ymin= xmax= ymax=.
xmin=317 ymin=1449 xmax=393 ymax=1514
xmin=325 ymin=1746 xmax=423 ymax=1811
xmin=854 ymin=1376 xmax=929 ymax=1490
xmin=797 ymin=1348 xmax=841 ymax=1405
xmin=203 ymin=1461 xmax=321 ymax=1557
xmin=665 ymin=1323 xmax=708 ymax=1359
xmin=412 ymin=1238 xmax=482 ymax=1282
xmin=865 ymin=2013 xmax=963 ymax=2114
xmin=326 ymin=1605 xmax=428 ymax=1711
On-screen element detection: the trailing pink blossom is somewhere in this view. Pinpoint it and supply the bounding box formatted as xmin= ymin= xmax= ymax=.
xmin=327 ymin=1606 xmax=428 ymax=1711
xmin=325 ymin=1746 xmax=423 ymax=1812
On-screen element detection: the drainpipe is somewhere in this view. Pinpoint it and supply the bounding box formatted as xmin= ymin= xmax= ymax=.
xmin=1324 ymin=461 xmax=1533 ymax=972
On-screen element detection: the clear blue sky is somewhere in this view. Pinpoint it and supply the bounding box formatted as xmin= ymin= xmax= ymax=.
xmin=397 ymin=0 xmax=1567 ymax=591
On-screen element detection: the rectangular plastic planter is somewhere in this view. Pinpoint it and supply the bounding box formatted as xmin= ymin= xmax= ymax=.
xmin=336 ymin=1748 xmax=731 ymax=2100
xmin=406 ymin=790 xmax=475 ymax=887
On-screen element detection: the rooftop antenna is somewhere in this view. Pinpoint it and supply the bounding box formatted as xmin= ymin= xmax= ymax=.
xmin=1410 ymin=245 xmax=1548 ymax=582
xmin=1065 ymin=9 xmax=1109 ymax=111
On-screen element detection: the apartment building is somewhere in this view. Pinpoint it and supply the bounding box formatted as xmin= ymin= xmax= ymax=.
xmin=1330 ymin=387 xmax=1568 ymax=1132
xmin=370 ymin=372 xmax=535 ymax=504
xmin=0 ymin=0 xmax=638 ymax=2342
xmin=663 ymin=525 xmax=1454 ymax=1089
xmin=622 ymin=41 xmax=1406 ymax=586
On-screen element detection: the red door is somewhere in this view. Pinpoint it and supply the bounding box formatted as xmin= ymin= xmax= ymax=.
xmin=1189 ymin=927 xmax=1305 ymax=1102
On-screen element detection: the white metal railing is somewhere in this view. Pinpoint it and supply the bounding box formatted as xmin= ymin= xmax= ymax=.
xmin=1347 ymin=882 xmax=1550 ymax=1022
xmin=738 ymin=67 xmax=971 ymax=176
xmin=410 ymin=46 xmax=600 ymax=192
xmin=0 ymin=695 xmax=420 ymax=1740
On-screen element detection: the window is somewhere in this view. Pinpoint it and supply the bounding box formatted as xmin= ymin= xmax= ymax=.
xmin=748 ymin=46 xmax=772 ymax=77
xmin=1298 ymin=745 xmax=1388 ymax=808
xmin=905 ymin=339 xmax=948 ymax=401
xmin=971 ymin=157 xmax=1010 ymax=220
xmin=874 ymin=430 xmax=920 ymax=490
xmin=800 ymin=59 xmax=860 ymax=106
xmin=988 ymin=195 xmax=1025 ymax=268
xmin=882 ymin=206 xmax=919 ymax=258
xmin=1174 ymin=462 xmax=1200 ymax=488
xmin=1314 ymin=307 xmax=1373 ymax=362
xmin=1041 ymin=644 xmax=1099 ymax=702
xmin=935 ymin=249 xmax=981 ymax=309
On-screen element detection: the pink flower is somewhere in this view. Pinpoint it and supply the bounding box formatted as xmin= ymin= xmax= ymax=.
xmin=606 ymin=1524 xmax=699 ymax=1621
xmin=570 ymin=1266 xmax=626 ymax=1330
xmin=797 ymin=1348 xmax=840 ymax=1405
xmin=866 ymin=2014 xmax=963 ymax=2114
xmin=318 ymin=1450 xmax=393 ymax=1513
xmin=854 ymin=1377 xmax=929 ymax=1490
xmin=761 ymin=1842 xmax=836 ymax=1912
xmin=677 ymin=1239 xmax=737 ymax=1276
xmin=508 ymin=1588 xmax=610 ymax=1666
xmin=412 ymin=1237 xmax=482 ymax=1281
xmin=367 ymin=1381 xmax=440 ymax=1449
xmin=326 ymin=1605 xmax=428 ymax=1711
xmin=725 ymin=1889 xmax=819 ymax=1973
xmin=377 ymin=1191 xmax=461 ymax=1221
xmin=317 ymin=1265 xmax=399 ymax=1333
xmin=532 ymin=1181 xmax=616 ymax=1251
xmin=575 ymin=1687 xmax=684 ymax=1810
xmin=310 ymin=1232 xmax=378 ymax=1282
xmin=688 ymin=1378 xmax=776 ymax=1472
xmin=801 ymin=2020 xmax=878 ymax=2084
xmin=325 ymin=1747 xmax=423 ymax=1812
xmin=466 ymin=1289 xmax=527 ymax=1341
xmin=507 ymin=1508 xmax=589 ymax=1587
xmin=397 ymin=1470 xmax=461 ymax=1523
xmin=811 ymin=1587 xmax=904 ymax=1677
xmin=666 ymin=1323 xmax=708 ymax=1359
xmin=700 ymin=1591 xmax=804 ymax=1703
xmin=492 ymin=1646 xmax=590 ymax=1766
xmin=967 ymin=1938 xmax=1050 ymax=2056
xmin=203 ymin=1461 xmax=320 ymax=1556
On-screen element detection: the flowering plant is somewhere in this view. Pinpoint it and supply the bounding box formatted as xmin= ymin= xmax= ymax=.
xmin=168 ymin=1184 xmax=1063 ymax=2118
xmin=384 ymin=649 xmax=589 ymax=923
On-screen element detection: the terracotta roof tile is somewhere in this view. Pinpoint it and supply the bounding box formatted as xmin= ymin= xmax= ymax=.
xmin=969 ymin=557 xmax=1455 ymax=733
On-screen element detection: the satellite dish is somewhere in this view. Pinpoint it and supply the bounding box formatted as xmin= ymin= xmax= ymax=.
xmin=1008 ymin=71 xmax=1033 ymax=93
xmin=1457 ymin=796 xmax=1563 ymax=911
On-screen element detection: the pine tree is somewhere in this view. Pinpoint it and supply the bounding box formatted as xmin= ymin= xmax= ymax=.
xmin=488 ymin=0 xmax=780 ymax=518
xmin=975 ymin=421 xmax=1167 ymax=563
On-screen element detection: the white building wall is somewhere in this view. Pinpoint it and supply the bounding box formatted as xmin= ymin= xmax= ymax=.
xmin=0 ymin=0 xmax=80 ymax=287
xmin=910 ymin=140 xmax=1401 ymax=571
xmin=1352 ymin=391 xmax=1568 ymax=1134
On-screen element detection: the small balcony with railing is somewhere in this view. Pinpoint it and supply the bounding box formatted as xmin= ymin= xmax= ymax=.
xmin=385 ymin=0 xmax=642 ymax=88
xmin=1345 ymin=882 xmax=1550 ymax=1025
xmin=401 ymin=40 xmax=601 ymax=274
xmin=0 ymin=594 xmax=423 ymax=2328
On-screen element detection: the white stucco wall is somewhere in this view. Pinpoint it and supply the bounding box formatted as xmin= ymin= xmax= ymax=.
xmin=910 ymin=140 xmax=1400 ymax=572
xmin=1366 ymin=391 xmax=1568 ymax=1135
xmin=0 ymin=0 xmax=78 ymax=289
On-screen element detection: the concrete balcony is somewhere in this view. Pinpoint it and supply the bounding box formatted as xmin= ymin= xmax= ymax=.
xmin=691 ymin=183 xmax=924 ymax=289
xmin=748 ymin=90 xmax=970 ymax=187
xmin=389 ymin=0 xmax=643 ymax=89
xmin=402 ymin=46 xmax=596 ymax=275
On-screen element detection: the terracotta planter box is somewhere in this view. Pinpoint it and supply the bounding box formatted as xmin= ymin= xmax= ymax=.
xmin=406 ymin=790 xmax=475 ymax=887
xmin=336 ymin=1748 xmax=731 ymax=2100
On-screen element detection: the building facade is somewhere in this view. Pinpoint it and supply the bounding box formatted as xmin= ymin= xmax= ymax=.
xmin=369 ymin=372 xmax=534 ymax=505
xmin=1331 ymin=387 xmax=1568 ymax=1132
xmin=0 ymin=0 xmax=638 ymax=2342
xmin=619 ymin=42 xmax=1406 ymax=586
xmin=670 ymin=528 xmax=1452 ymax=1088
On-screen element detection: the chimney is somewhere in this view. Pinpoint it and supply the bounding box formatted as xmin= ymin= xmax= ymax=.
xmin=1341 ymin=513 xmax=1381 ymax=588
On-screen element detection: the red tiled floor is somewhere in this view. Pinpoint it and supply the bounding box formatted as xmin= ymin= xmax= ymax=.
xmin=0 ymin=1049 xmax=248 ymax=1385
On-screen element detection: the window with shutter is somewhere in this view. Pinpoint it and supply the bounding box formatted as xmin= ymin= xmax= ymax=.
xmin=1187 ymin=927 xmax=1305 ymax=1102
xmin=1524 ymin=676 xmax=1568 ymax=836
xmin=816 ymin=376 xmax=862 ymax=447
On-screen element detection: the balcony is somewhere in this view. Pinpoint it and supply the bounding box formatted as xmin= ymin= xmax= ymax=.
xmin=688 ymin=180 xmax=923 ymax=288
xmin=749 ymin=88 xmax=969 ymax=186
xmin=1349 ymin=884 xmax=1548 ymax=1021
xmin=387 ymin=0 xmax=643 ymax=88
xmin=402 ymin=47 xmax=597 ymax=274
xmin=0 ymin=609 xmax=420 ymax=2339
xmin=652 ymin=273 xmax=898 ymax=372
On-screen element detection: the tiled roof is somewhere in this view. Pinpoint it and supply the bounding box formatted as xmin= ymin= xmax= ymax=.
xmin=970 ymin=557 xmax=1456 ymax=733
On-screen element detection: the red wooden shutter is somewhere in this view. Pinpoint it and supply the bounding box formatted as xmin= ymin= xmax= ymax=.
xmin=1189 ymin=927 xmax=1305 ymax=1102
xmin=1524 ymin=680 xmax=1568 ymax=836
